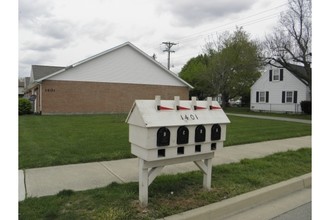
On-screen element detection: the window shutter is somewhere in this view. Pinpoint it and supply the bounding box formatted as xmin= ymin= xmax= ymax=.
xmin=293 ymin=91 xmax=298 ymax=103
xmin=282 ymin=91 xmax=286 ymax=103
xmin=269 ymin=70 xmax=273 ymax=81
xmin=256 ymin=91 xmax=259 ymax=103
xmin=266 ymin=91 xmax=269 ymax=103
xmin=280 ymin=69 xmax=284 ymax=81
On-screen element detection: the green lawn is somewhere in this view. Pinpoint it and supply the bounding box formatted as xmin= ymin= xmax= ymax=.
xmin=225 ymin=106 xmax=312 ymax=120
xmin=19 ymin=148 xmax=311 ymax=219
xmin=19 ymin=114 xmax=311 ymax=169
xmin=225 ymin=116 xmax=311 ymax=146
xmin=19 ymin=114 xmax=131 ymax=169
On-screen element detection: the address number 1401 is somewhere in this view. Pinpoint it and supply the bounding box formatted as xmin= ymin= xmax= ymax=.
xmin=180 ymin=114 xmax=199 ymax=121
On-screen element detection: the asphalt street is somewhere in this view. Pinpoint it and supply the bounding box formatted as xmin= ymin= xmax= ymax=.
xmin=271 ymin=202 xmax=311 ymax=220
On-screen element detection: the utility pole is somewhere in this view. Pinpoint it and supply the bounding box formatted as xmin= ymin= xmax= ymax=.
xmin=162 ymin=42 xmax=177 ymax=70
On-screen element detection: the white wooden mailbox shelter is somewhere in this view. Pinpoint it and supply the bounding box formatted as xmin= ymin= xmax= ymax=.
xmin=126 ymin=96 xmax=230 ymax=207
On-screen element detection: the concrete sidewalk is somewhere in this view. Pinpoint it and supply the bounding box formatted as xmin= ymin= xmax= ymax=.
xmin=19 ymin=136 xmax=311 ymax=201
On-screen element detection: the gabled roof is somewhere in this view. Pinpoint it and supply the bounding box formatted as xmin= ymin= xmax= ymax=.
xmin=251 ymin=63 xmax=310 ymax=90
xmin=32 ymin=65 xmax=65 ymax=81
xmin=24 ymin=77 xmax=30 ymax=89
xmin=35 ymin=42 xmax=193 ymax=89
xmin=286 ymin=63 xmax=309 ymax=86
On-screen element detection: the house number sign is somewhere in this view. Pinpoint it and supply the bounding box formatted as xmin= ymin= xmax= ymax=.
xmin=180 ymin=114 xmax=199 ymax=121
xmin=45 ymin=88 xmax=55 ymax=92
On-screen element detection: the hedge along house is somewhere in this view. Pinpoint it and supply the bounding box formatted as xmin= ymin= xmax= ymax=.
xmin=25 ymin=42 xmax=193 ymax=115
xmin=250 ymin=63 xmax=311 ymax=113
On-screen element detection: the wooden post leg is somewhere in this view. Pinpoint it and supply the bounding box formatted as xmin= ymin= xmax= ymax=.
xmin=139 ymin=159 xmax=148 ymax=207
xmin=194 ymin=158 xmax=213 ymax=190
xmin=203 ymin=158 xmax=212 ymax=190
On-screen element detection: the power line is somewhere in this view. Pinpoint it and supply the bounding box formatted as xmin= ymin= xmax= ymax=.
xmin=162 ymin=42 xmax=178 ymax=70
xmin=151 ymin=2 xmax=288 ymax=72
xmin=164 ymin=13 xmax=280 ymax=62
xmin=165 ymin=13 xmax=284 ymax=62
xmin=175 ymin=3 xmax=288 ymax=44
xmin=150 ymin=2 xmax=287 ymax=53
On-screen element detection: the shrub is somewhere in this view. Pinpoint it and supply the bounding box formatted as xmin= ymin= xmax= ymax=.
xmin=19 ymin=98 xmax=32 ymax=115
xmin=300 ymin=101 xmax=311 ymax=115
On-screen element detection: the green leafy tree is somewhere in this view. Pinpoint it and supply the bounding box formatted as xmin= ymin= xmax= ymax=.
xmin=180 ymin=28 xmax=262 ymax=106
xmin=205 ymin=27 xmax=262 ymax=106
xmin=179 ymin=54 xmax=210 ymax=99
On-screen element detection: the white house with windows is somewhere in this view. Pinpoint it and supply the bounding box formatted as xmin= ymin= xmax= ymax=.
xmin=250 ymin=64 xmax=310 ymax=113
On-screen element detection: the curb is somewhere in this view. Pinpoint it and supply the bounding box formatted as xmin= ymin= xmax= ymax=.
xmin=162 ymin=173 xmax=311 ymax=220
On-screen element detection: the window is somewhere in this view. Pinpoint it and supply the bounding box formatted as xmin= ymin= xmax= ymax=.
xmin=273 ymin=69 xmax=280 ymax=81
xmin=269 ymin=69 xmax=283 ymax=81
xmin=282 ymin=91 xmax=298 ymax=103
xmin=286 ymin=91 xmax=293 ymax=103
xmin=259 ymin=91 xmax=266 ymax=102
xmin=256 ymin=91 xmax=269 ymax=103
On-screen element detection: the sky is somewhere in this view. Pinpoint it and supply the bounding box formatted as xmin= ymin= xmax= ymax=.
xmin=18 ymin=0 xmax=289 ymax=77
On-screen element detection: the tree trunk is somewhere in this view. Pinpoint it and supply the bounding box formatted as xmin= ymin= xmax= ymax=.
xmin=221 ymin=93 xmax=230 ymax=108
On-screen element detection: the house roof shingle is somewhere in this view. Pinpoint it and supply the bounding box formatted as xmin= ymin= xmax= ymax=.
xmin=32 ymin=65 xmax=65 ymax=81
xmin=286 ymin=63 xmax=310 ymax=86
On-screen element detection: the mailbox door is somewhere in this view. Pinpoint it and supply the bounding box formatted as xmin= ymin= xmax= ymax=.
xmin=195 ymin=125 xmax=206 ymax=142
xmin=211 ymin=124 xmax=221 ymax=141
xmin=157 ymin=127 xmax=170 ymax=146
xmin=177 ymin=126 xmax=189 ymax=145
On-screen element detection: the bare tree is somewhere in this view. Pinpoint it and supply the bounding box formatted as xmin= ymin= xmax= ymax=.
xmin=264 ymin=0 xmax=312 ymax=90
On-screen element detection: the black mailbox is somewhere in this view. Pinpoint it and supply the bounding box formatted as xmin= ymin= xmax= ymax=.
xmin=211 ymin=124 xmax=221 ymax=141
xmin=177 ymin=126 xmax=189 ymax=145
xmin=157 ymin=127 xmax=170 ymax=146
xmin=195 ymin=125 xmax=206 ymax=142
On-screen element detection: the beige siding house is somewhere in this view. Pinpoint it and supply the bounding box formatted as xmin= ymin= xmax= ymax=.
xmin=25 ymin=42 xmax=193 ymax=114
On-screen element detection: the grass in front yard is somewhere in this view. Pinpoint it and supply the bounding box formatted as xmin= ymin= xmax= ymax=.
xmin=19 ymin=114 xmax=311 ymax=169
xmin=19 ymin=148 xmax=311 ymax=219
xmin=225 ymin=115 xmax=311 ymax=146
xmin=225 ymin=107 xmax=312 ymax=120
xmin=19 ymin=114 xmax=131 ymax=169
